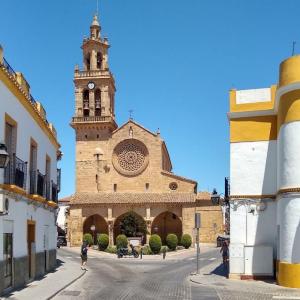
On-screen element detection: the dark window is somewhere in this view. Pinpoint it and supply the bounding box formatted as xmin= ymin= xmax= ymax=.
xmin=113 ymin=184 xmax=117 ymax=192
xmin=97 ymin=52 xmax=102 ymax=69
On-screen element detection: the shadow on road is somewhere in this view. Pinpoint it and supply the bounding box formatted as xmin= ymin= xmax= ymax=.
xmin=210 ymin=263 xmax=229 ymax=278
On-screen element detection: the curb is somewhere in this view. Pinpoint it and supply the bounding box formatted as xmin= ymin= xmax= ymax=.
xmin=46 ymin=270 xmax=86 ymax=300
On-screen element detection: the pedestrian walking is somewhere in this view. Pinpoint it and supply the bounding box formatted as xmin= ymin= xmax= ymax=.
xmin=81 ymin=240 xmax=89 ymax=270
xmin=220 ymin=240 xmax=229 ymax=266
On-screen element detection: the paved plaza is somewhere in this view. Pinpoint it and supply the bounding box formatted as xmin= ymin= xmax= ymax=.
xmin=2 ymin=246 xmax=300 ymax=300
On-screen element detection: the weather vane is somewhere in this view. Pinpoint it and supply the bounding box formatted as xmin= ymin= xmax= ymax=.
xmin=292 ymin=41 xmax=296 ymax=56
xmin=129 ymin=109 xmax=134 ymax=120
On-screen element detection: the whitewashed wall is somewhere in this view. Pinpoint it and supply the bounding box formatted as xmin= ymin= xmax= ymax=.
xmin=57 ymin=205 xmax=69 ymax=230
xmin=230 ymin=141 xmax=277 ymax=196
xmin=0 ymin=81 xmax=58 ymax=186
xmin=0 ymin=194 xmax=56 ymax=257
xmin=277 ymin=122 xmax=300 ymax=189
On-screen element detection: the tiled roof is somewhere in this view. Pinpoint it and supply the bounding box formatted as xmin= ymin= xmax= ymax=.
xmin=69 ymin=192 xmax=196 ymax=205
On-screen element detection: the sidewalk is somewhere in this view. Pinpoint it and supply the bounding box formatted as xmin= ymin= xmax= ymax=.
xmin=65 ymin=243 xmax=216 ymax=261
xmin=190 ymin=257 xmax=300 ymax=299
xmin=2 ymin=256 xmax=85 ymax=300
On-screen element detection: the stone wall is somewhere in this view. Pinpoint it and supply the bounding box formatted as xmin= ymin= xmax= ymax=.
xmin=35 ymin=252 xmax=45 ymax=278
xmin=49 ymin=249 xmax=57 ymax=271
xmin=13 ymin=256 xmax=28 ymax=289
xmin=196 ymin=203 xmax=223 ymax=243
xmin=0 ymin=260 xmax=4 ymax=295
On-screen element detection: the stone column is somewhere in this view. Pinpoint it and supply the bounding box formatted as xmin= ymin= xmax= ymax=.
xmin=108 ymin=220 xmax=114 ymax=246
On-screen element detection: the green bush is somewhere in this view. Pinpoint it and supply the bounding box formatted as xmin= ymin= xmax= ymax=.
xmin=149 ymin=234 xmax=162 ymax=254
xmin=142 ymin=245 xmax=152 ymax=255
xmin=83 ymin=233 xmax=93 ymax=246
xmin=97 ymin=233 xmax=109 ymax=251
xmin=116 ymin=234 xmax=128 ymax=249
xmin=181 ymin=234 xmax=192 ymax=249
xmin=166 ymin=233 xmax=178 ymax=251
xmin=105 ymin=245 xmax=117 ymax=254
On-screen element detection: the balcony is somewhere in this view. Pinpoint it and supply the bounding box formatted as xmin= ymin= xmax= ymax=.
xmin=51 ymin=182 xmax=58 ymax=202
xmin=4 ymin=154 xmax=27 ymax=190
xmin=57 ymin=168 xmax=61 ymax=193
xmin=72 ymin=115 xmax=113 ymax=123
xmin=74 ymin=69 xmax=110 ymax=79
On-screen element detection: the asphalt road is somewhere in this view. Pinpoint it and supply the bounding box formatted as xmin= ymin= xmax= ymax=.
xmin=54 ymin=248 xmax=222 ymax=300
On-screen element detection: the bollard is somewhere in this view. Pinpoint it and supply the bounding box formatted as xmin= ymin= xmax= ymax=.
xmin=163 ymin=247 xmax=166 ymax=259
xmin=140 ymin=248 xmax=143 ymax=259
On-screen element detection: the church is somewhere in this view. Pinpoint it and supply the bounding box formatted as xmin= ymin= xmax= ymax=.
xmin=66 ymin=14 xmax=222 ymax=247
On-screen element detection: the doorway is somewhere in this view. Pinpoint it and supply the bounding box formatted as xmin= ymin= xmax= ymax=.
xmin=27 ymin=221 xmax=36 ymax=279
xmin=3 ymin=233 xmax=13 ymax=289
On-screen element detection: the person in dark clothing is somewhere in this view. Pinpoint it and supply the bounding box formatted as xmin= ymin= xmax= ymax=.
xmin=220 ymin=240 xmax=229 ymax=266
xmin=81 ymin=240 xmax=89 ymax=270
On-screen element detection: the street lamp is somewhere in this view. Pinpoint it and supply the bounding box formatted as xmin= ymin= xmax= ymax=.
xmin=90 ymin=225 xmax=96 ymax=245
xmin=0 ymin=142 xmax=9 ymax=169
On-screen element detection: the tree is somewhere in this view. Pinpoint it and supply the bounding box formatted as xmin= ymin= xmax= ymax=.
xmin=119 ymin=211 xmax=147 ymax=237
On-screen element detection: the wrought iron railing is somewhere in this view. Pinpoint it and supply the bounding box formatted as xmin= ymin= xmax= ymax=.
xmin=51 ymin=181 xmax=58 ymax=202
xmin=4 ymin=154 xmax=27 ymax=189
xmin=57 ymin=168 xmax=61 ymax=193
xmin=2 ymin=57 xmax=17 ymax=77
xmin=37 ymin=171 xmax=45 ymax=197
xmin=45 ymin=179 xmax=51 ymax=200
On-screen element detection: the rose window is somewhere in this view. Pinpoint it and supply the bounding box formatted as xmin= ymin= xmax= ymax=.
xmin=112 ymin=139 xmax=149 ymax=176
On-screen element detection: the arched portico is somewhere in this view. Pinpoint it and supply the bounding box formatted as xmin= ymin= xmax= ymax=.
xmin=113 ymin=211 xmax=147 ymax=245
xmin=83 ymin=214 xmax=108 ymax=244
xmin=151 ymin=211 xmax=182 ymax=244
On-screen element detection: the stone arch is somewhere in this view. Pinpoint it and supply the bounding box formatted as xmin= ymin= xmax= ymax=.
xmin=113 ymin=211 xmax=147 ymax=245
xmin=151 ymin=211 xmax=182 ymax=244
xmin=83 ymin=214 xmax=108 ymax=244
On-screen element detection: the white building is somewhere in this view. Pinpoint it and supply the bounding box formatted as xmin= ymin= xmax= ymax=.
xmin=229 ymin=55 xmax=300 ymax=288
xmin=0 ymin=45 xmax=61 ymax=293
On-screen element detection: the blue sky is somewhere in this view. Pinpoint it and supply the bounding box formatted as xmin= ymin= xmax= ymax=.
xmin=1 ymin=1 xmax=299 ymax=197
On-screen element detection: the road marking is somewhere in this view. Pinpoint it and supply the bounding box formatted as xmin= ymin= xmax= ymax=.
xmin=272 ymin=296 xmax=300 ymax=299
xmin=66 ymin=256 xmax=73 ymax=259
xmin=209 ymin=258 xmax=216 ymax=261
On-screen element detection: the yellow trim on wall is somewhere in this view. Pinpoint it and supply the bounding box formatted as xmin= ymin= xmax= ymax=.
xmin=229 ymin=85 xmax=276 ymax=113
xmin=279 ymin=55 xmax=300 ymax=88
xmin=0 ymin=184 xmax=58 ymax=208
xmin=0 ymin=67 xmax=60 ymax=149
xmin=278 ymin=261 xmax=300 ymax=288
xmin=230 ymin=115 xmax=277 ymax=142
xmin=278 ymin=89 xmax=300 ymax=129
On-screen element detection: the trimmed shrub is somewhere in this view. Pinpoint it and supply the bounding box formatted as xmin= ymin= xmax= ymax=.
xmin=83 ymin=233 xmax=93 ymax=246
xmin=105 ymin=245 xmax=117 ymax=254
xmin=149 ymin=234 xmax=162 ymax=254
xmin=97 ymin=233 xmax=109 ymax=251
xmin=166 ymin=233 xmax=178 ymax=251
xmin=116 ymin=234 xmax=128 ymax=249
xmin=181 ymin=234 xmax=192 ymax=249
xmin=142 ymin=245 xmax=152 ymax=255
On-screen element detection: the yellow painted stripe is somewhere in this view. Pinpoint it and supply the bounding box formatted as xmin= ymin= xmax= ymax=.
xmin=230 ymin=115 xmax=277 ymax=142
xmin=278 ymin=261 xmax=300 ymax=288
xmin=278 ymin=89 xmax=300 ymax=129
xmin=229 ymin=85 xmax=276 ymax=113
xmin=0 ymin=67 xmax=60 ymax=149
xmin=279 ymin=55 xmax=300 ymax=87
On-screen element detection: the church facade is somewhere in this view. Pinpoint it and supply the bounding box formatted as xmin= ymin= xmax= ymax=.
xmin=67 ymin=15 xmax=222 ymax=247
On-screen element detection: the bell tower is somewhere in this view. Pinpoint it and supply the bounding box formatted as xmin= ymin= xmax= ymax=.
xmin=71 ymin=14 xmax=117 ymax=132
xmin=71 ymin=14 xmax=117 ymax=193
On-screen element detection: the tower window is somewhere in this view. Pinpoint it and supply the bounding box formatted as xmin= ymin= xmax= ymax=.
xmin=145 ymin=183 xmax=149 ymax=191
xmin=83 ymin=90 xmax=89 ymax=117
xmin=113 ymin=184 xmax=117 ymax=192
xmin=97 ymin=52 xmax=102 ymax=69
xmin=85 ymin=54 xmax=91 ymax=70
xmin=95 ymin=89 xmax=101 ymax=117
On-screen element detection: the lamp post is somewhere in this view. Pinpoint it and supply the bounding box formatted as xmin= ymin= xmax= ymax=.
xmin=90 ymin=225 xmax=96 ymax=245
xmin=0 ymin=142 xmax=9 ymax=216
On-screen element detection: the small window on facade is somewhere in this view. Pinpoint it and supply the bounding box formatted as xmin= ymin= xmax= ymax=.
xmin=145 ymin=183 xmax=149 ymax=191
xmin=113 ymin=184 xmax=117 ymax=192
xmin=169 ymin=182 xmax=178 ymax=190
xmin=85 ymin=134 xmax=88 ymax=139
